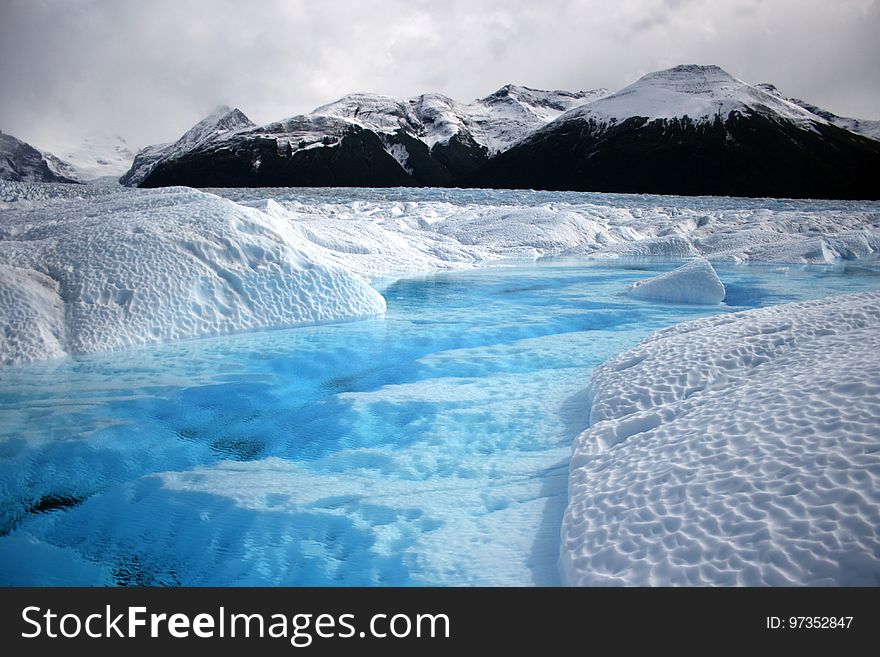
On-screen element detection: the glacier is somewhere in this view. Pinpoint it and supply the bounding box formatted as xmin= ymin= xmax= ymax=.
xmin=2 ymin=181 xmax=880 ymax=364
xmin=1 ymin=183 xmax=880 ymax=587
xmin=0 ymin=184 xmax=385 ymax=365
xmin=628 ymin=258 xmax=725 ymax=304
xmin=561 ymin=291 xmax=880 ymax=585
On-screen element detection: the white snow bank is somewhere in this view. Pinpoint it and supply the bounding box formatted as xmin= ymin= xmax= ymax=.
xmin=628 ymin=258 xmax=725 ymax=304
xmin=0 ymin=265 xmax=67 ymax=363
xmin=3 ymin=183 xmax=879 ymax=364
xmin=0 ymin=187 xmax=385 ymax=364
xmin=239 ymin=191 xmax=880 ymax=272
xmin=561 ymin=291 xmax=880 ymax=585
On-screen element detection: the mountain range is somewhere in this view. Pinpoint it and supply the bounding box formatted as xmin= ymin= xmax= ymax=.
xmin=474 ymin=65 xmax=880 ymax=199
xmin=3 ymin=65 xmax=879 ymax=199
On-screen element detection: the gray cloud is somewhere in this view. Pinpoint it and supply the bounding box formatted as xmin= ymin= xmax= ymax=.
xmin=1 ymin=0 xmax=877 ymax=151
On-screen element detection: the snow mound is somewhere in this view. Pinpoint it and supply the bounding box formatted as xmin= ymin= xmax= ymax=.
xmin=0 ymin=187 xmax=385 ymax=364
xmin=561 ymin=291 xmax=880 ymax=585
xmin=628 ymin=258 xmax=725 ymax=304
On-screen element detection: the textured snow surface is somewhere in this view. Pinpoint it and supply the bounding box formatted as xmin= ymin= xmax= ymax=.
xmin=2 ymin=182 xmax=879 ymax=364
xmin=0 ymin=186 xmax=385 ymax=364
xmin=561 ymin=291 xmax=880 ymax=585
xmin=214 ymin=188 xmax=880 ymax=274
xmin=0 ymin=265 xmax=66 ymax=363
xmin=629 ymin=258 xmax=725 ymax=304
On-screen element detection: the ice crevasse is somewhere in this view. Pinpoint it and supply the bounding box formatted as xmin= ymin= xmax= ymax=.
xmin=0 ymin=187 xmax=386 ymax=365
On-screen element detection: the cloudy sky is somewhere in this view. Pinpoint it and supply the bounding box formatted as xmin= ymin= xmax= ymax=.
xmin=1 ymin=0 xmax=878 ymax=151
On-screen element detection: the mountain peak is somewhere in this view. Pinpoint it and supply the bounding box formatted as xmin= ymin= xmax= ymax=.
xmin=755 ymin=82 xmax=783 ymax=97
xmin=195 ymin=106 xmax=253 ymax=130
xmin=118 ymin=106 xmax=254 ymax=186
xmin=176 ymin=107 xmax=254 ymax=149
xmin=634 ymin=64 xmax=739 ymax=94
xmin=558 ymin=63 xmax=821 ymax=127
xmin=659 ymin=63 xmax=731 ymax=76
xmin=485 ymin=83 xmax=525 ymax=98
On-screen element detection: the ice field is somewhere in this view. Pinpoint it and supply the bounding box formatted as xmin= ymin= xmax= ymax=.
xmin=1 ymin=184 xmax=879 ymax=585
xmin=563 ymin=291 xmax=880 ymax=585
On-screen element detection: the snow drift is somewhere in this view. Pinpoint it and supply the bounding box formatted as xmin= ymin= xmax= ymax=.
xmin=560 ymin=291 xmax=880 ymax=585
xmin=0 ymin=187 xmax=385 ymax=364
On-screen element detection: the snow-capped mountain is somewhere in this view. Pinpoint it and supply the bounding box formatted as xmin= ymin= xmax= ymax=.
xmin=126 ymin=86 xmax=607 ymax=188
xmin=0 ymin=131 xmax=79 ymax=184
xmin=474 ymin=64 xmax=880 ymax=199
xmin=790 ymin=100 xmax=880 ymax=142
xmin=467 ymin=85 xmax=610 ymax=152
xmin=311 ymin=85 xmax=609 ymax=154
xmin=120 ymin=106 xmax=255 ymax=186
xmin=122 ymin=66 xmax=880 ymax=199
xmin=755 ymin=83 xmax=880 ymax=142
xmin=557 ymin=65 xmax=823 ymax=128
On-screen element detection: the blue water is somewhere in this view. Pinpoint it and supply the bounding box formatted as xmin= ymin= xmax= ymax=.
xmin=1 ymin=258 xmax=879 ymax=586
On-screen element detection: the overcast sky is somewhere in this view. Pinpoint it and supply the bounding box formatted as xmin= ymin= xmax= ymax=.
xmin=1 ymin=0 xmax=878 ymax=151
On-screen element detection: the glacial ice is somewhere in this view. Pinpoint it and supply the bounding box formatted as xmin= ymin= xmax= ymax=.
xmin=561 ymin=291 xmax=880 ymax=585
xmin=0 ymin=178 xmax=880 ymax=585
xmin=0 ymin=185 xmax=385 ymax=364
xmin=2 ymin=181 xmax=880 ymax=364
xmin=628 ymin=258 xmax=725 ymax=304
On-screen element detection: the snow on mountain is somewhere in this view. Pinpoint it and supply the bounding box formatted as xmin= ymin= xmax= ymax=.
xmin=408 ymin=93 xmax=473 ymax=148
xmin=40 ymin=150 xmax=83 ymax=182
xmin=118 ymin=66 xmax=879 ymax=197
xmin=40 ymin=135 xmax=138 ymax=182
xmin=168 ymin=106 xmax=256 ymax=155
xmin=0 ymin=132 xmax=79 ymax=184
xmin=253 ymin=114 xmax=365 ymax=153
xmin=756 ymin=83 xmax=880 ymax=142
xmin=120 ymin=106 xmax=255 ymax=186
xmin=475 ymin=65 xmax=880 ymax=199
xmin=312 ymin=93 xmax=425 ymax=139
xmin=466 ymin=84 xmax=610 ymax=152
xmin=117 ymin=141 xmax=172 ymax=187
xmin=559 ymin=64 xmax=824 ymax=129
xmin=310 ymin=84 xmax=610 ymax=153
xmin=789 ymin=100 xmax=880 ymax=141
xmin=561 ymin=290 xmax=880 ymax=585
xmin=124 ymin=85 xmax=609 ymax=188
